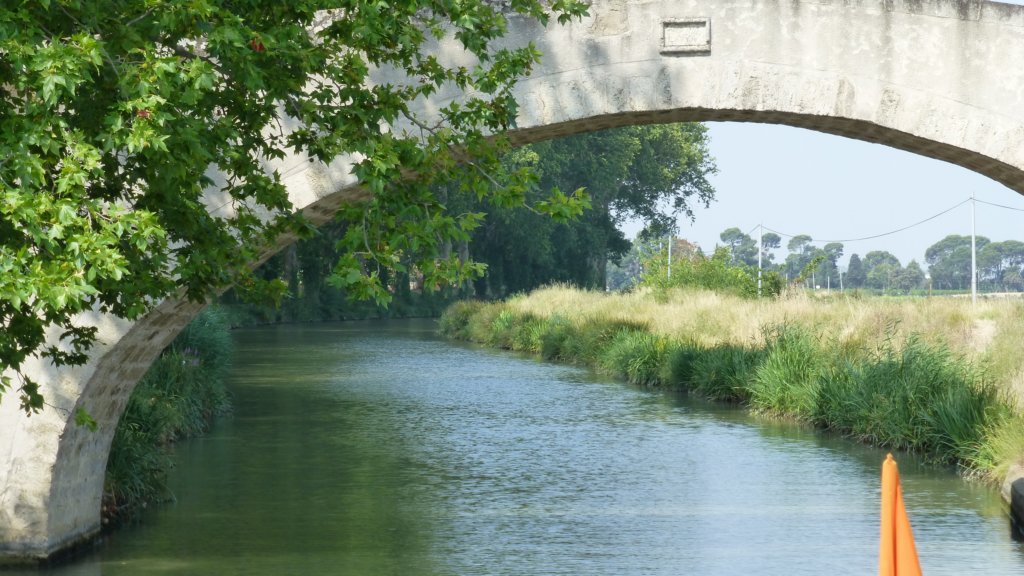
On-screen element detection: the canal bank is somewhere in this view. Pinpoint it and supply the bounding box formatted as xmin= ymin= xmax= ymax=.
xmin=438 ymin=287 xmax=1024 ymax=525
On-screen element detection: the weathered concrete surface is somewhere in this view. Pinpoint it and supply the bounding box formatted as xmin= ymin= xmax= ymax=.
xmin=6 ymin=0 xmax=1024 ymax=561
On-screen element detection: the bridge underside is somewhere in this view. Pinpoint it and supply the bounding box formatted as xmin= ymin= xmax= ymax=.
xmin=510 ymin=109 xmax=1024 ymax=196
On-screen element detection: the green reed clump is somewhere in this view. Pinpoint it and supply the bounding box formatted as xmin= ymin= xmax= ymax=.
xmin=598 ymin=330 xmax=669 ymax=386
xmin=437 ymin=299 xmax=486 ymax=340
xmin=104 ymin=306 xmax=233 ymax=524
xmin=750 ymin=324 xmax=830 ymax=418
xmin=560 ymin=318 xmax=649 ymax=366
xmin=511 ymin=313 xmax=546 ymax=353
xmin=818 ymin=335 xmax=997 ymax=464
xmin=689 ymin=344 xmax=763 ymax=402
xmin=475 ymin=308 xmax=548 ymax=353
xmin=658 ymin=341 xmax=702 ymax=391
xmin=969 ymin=413 xmax=1024 ymax=478
xmin=539 ymin=315 xmax=574 ymax=361
xmin=463 ymin=301 xmax=507 ymax=344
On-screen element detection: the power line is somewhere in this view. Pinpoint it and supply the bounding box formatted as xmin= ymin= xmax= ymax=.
xmin=975 ymin=198 xmax=1024 ymax=213
xmin=761 ymin=198 xmax=971 ymax=244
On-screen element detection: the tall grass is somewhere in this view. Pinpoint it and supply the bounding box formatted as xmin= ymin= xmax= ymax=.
xmin=439 ymin=285 xmax=1024 ymax=481
xmin=103 ymin=306 xmax=233 ymax=523
xmin=750 ymin=324 xmax=829 ymax=417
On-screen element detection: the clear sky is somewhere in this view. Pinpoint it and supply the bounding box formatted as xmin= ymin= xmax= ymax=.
xmin=624 ymin=121 xmax=1024 ymax=269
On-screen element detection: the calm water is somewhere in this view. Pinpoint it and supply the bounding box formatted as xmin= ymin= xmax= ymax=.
xmin=20 ymin=320 xmax=1024 ymax=575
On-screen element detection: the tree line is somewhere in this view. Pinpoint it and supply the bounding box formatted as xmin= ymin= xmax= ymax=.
xmin=712 ymin=228 xmax=1024 ymax=292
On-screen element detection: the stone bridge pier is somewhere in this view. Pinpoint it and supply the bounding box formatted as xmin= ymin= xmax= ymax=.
xmin=6 ymin=0 xmax=1024 ymax=562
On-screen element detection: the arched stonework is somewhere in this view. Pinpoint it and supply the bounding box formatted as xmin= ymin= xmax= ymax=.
xmin=5 ymin=0 xmax=1024 ymax=562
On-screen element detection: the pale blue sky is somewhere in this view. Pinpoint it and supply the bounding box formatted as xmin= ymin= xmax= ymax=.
xmin=625 ymin=122 xmax=1024 ymax=269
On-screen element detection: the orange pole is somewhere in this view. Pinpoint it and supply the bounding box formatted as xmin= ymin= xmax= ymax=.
xmin=879 ymin=454 xmax=922 ymax=576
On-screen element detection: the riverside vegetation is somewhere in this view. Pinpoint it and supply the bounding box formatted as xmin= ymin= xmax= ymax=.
xmin=440 ymin=285 xmax=1024 ymax=481
xmin=102 ymin=307 xmax=232 ymax=524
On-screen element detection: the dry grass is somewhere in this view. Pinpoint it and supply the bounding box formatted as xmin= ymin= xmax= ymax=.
xmin=503 ymin=285 xmax=1024 ymax=394
xmin=503 ymin=282 xmax=1024 ymax=385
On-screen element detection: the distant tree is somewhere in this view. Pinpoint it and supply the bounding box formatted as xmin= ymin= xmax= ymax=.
xmin=867 ymin=263 xmax=898 ymax=290
xmin=863 ymin=251 xmax=902 ymax=291
xmin=893 ymin=260 xmax=926 ymax=292
xmin=760 ymin=232 xmax=782 ymax=266
xmin=819 ymin=242 xmax=844 ymax=287
xmin=719 ymin=227 xmax=758 ymax=267
xmin=846 ymin=254 xmax=866 ymax=288
xmin=925 ymin=234 xmax=989 ymax=290
xmin=784 ymin=234 xmax=814 ymax=280
xmin=823 ymin=242 xmax=844 ymax=263
xmin=471 ymin=123 xmax=718 ymax=297
xmin=787 ymin=234 xmax=814 ymax=255
xmin=1002 ymin=267 xmax=1024 ymax=292
xmin=978 ymin=240 xmax=1024 ymax=291
xmin=863 ymin=250 xmax=902 ymax=271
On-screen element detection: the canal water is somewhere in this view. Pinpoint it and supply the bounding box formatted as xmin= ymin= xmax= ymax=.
xmin=21 ymin=320 xmax=1024 ymax=575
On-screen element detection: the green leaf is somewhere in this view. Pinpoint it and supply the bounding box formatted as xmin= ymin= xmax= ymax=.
xmin=74 ymin=407 xmax=98 ymax=432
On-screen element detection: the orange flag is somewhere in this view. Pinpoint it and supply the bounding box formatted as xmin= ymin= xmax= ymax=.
xmin=879 ymin=453 xmax=922 ymax=576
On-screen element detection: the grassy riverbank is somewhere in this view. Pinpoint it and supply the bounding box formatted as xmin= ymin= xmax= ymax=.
xmin=103 ymin=307 xmax=233 ymax=524
xmin=440 ymin=286 xmax=1024 ymax=481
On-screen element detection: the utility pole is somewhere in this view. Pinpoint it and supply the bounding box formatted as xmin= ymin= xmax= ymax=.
xmin=667 ymin=234 xmax=672 ymax=281
xmin=757 ymin=224 xmax=763 ymax=298
xmin=971 ymin=191 xmax=977 ymax=304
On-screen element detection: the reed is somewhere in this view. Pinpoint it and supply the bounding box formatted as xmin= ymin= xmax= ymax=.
xmin=750 ymin=324 xmax=829 ymax=418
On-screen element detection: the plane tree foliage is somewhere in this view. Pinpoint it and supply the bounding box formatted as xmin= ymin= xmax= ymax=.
xmin=0 ymin=0 xmax=589 ymax=413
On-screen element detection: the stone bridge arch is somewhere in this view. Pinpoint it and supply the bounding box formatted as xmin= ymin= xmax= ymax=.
xmin=5 ymin=0 xmax=1024 ymax=562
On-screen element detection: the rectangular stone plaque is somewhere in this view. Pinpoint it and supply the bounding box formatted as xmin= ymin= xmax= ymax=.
xmin=661 ymin=18 xmax=710 ymax=55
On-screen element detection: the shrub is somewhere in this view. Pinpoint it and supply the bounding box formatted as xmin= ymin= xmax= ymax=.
xmin=640 ymin=245 xmax=783 ymax=299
